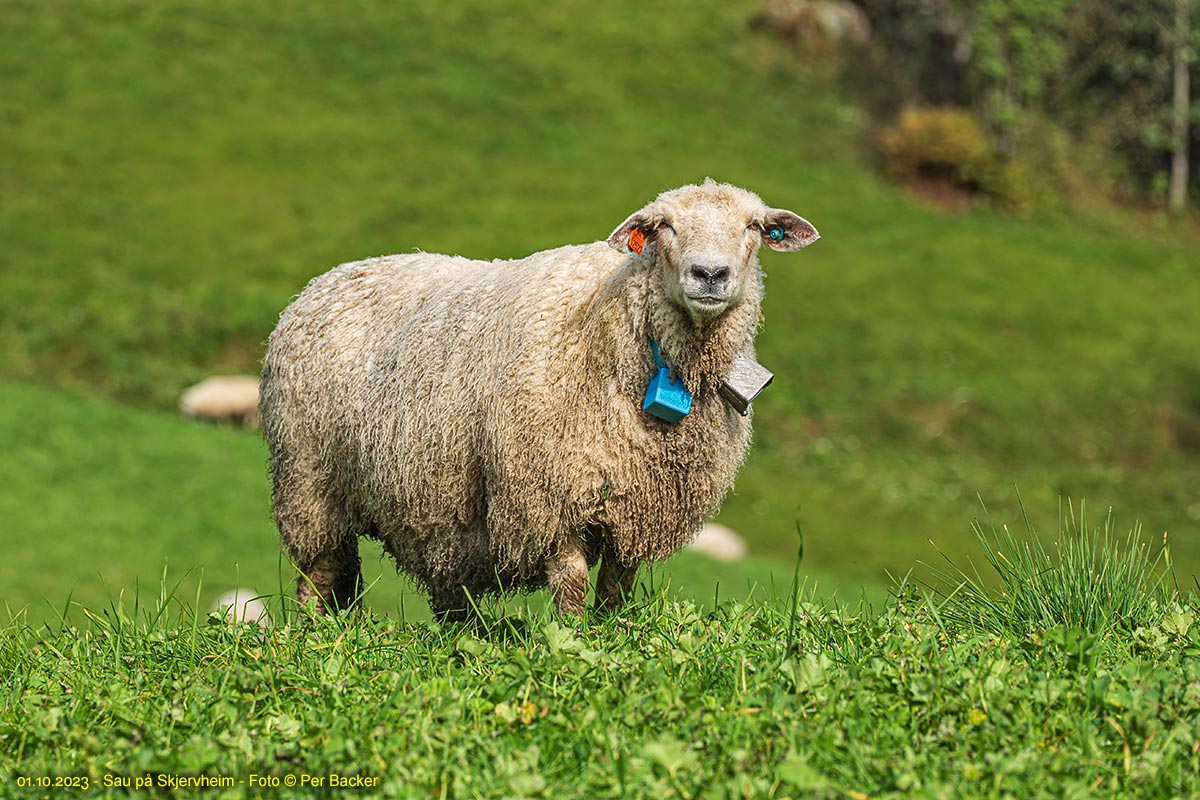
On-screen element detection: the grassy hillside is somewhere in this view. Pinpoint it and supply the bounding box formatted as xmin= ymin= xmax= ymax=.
xmin=1 ymin=0 xmax=1198 ymax=610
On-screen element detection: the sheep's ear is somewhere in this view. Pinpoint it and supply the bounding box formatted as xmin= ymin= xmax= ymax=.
xmin=607 ymin=210 xmax=653 ymax=254
xmin=762 ymin=209 xmax=819 ymax=252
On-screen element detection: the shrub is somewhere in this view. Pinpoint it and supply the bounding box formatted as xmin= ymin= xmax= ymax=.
xmin=880 ymin=106 xmax=1032 ymax=212
xmin=881 ymin=107 xmax=991 ymax=184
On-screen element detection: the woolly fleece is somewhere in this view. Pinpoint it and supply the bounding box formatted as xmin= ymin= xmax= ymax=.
xmin=260 ymin=180 xmax=818 ymax=618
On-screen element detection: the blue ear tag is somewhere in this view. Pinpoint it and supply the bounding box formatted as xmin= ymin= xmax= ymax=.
xmin=643 ymin=339 xmax=692 ymax=423
xmin=767 ymin=224 xmax=785 ymax=242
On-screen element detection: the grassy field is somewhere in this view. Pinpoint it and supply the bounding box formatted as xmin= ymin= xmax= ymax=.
xmin=4 ymin=537 xmax=1198 ymax=799
xmin=3 ymin=2 xmax=1200 ymax=792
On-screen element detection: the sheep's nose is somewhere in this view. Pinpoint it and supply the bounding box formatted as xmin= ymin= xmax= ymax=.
xmin=690 ymin=265 xmax=730 ymax=284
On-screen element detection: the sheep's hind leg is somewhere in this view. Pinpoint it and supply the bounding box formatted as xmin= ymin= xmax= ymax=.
xmin=548 ymin=541 xmax=590 ymax=617
xmin=296 ymin=537 xmax=363 ymax=615
xmin=595 ymin=548 xmax=638 ymax=613
xmin=272 ymin=448 xmax=364 ymax=618
xmin=273 ymin=469 xmax=362 ymax=615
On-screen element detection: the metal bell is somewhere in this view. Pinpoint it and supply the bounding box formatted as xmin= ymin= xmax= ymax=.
xmin=719 ymin=353 xmax=774 ymax=416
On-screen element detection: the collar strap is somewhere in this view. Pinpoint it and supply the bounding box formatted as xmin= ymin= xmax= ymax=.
xmin=649 ymin=337 xmax=668 ymax=371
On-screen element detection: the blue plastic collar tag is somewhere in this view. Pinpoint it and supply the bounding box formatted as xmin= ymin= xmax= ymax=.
xmin=643 ymin=338 xmax=692 ymax=423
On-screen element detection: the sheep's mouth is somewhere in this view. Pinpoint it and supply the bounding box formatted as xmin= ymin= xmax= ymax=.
xmin=686 ymin=294 xmax=729 ymax=311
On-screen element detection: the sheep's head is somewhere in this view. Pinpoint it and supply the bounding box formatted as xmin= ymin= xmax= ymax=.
xmin=608 ymin=179 xmax=818 ymax=322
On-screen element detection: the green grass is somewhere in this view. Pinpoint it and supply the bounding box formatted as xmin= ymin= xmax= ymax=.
xmin=928 ymin=495 xmax=1184 ymax=639
xmin=4 ymin=566 xmax=1198 ymax=799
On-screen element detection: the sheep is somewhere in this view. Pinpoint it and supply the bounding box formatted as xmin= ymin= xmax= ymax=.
xmin=211 ymin=587 xmax=273 ymax=628
xmin=688 ymin=522 xmax=749 ymax=562
xmin=179 ymin=375 xmax=261 ymax=427
xmin=260 ymin=180 xmax=818 ymax=621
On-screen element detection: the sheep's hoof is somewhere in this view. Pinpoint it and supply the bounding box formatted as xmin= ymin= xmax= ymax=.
xmin=432 ymin=603 xmax=471 ymax=625
xmin=591 ymin=595 xmax=633 ymax=620
xmin=555 ymin=596 xmax=588 ymax=617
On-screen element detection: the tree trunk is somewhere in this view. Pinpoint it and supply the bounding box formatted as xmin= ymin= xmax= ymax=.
xmin=1169 ymin=0 xmax=1191 ymax=215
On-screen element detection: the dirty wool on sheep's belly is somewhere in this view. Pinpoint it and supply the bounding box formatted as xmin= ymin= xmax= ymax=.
xmin=643 ymin=338 xmax=692 ymax=423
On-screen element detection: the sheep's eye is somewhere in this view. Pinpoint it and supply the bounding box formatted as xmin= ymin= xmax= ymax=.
xmin=658 ymin=222 xmax=676 ymax=235
xmin=746 ymin=221 xmax=762 ymax=234
xmin=766 ymin=224 xmax=785 ymax=242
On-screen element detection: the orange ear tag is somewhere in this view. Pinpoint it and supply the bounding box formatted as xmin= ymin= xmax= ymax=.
xmin=628 ymin=228 xmax=645 ymax=255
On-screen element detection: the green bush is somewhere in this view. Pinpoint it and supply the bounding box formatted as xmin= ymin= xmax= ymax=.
xmin=881 ymin=107 xmax=992 ymax=183
xmin=880 ymin=106 xmax=1033 ymax=212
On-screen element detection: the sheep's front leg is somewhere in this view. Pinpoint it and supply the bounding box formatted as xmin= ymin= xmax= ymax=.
xmin=595 ymin=549 xmax=638 ymax=613
xmin=431 ymin=586 xmax=471 ymax=625
xmin=547 ymin=542 xmax=590 ymax=616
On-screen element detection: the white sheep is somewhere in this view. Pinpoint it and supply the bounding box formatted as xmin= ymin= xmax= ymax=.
xmin=688 ymin=522 xmax=749 ymax=562
xmin=211 ymin=587 xmax=272 ymax=628
xmin=179 ymin=375 xmax=261 ymax=427
xmin=260 ymin=180 xmax=818 ymax=620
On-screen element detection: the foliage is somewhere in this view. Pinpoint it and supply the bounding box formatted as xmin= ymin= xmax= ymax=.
xmin=879 ymin=106 xmax=1031 ymax=209
xmin=1050 ymin=0 xmax=1199 ymax=202
xmin=854 ymin=0 xmax=1199 ymax=205
xmin=850 ymin=0 xmax=973 ymax=110
xmin=3 ymin=571 xmax=1199 ymax=799
xmin=881 ymin=107 xmax=991 ymax=184
xmin=968 ymin=0 xmax=1072 ymax=156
